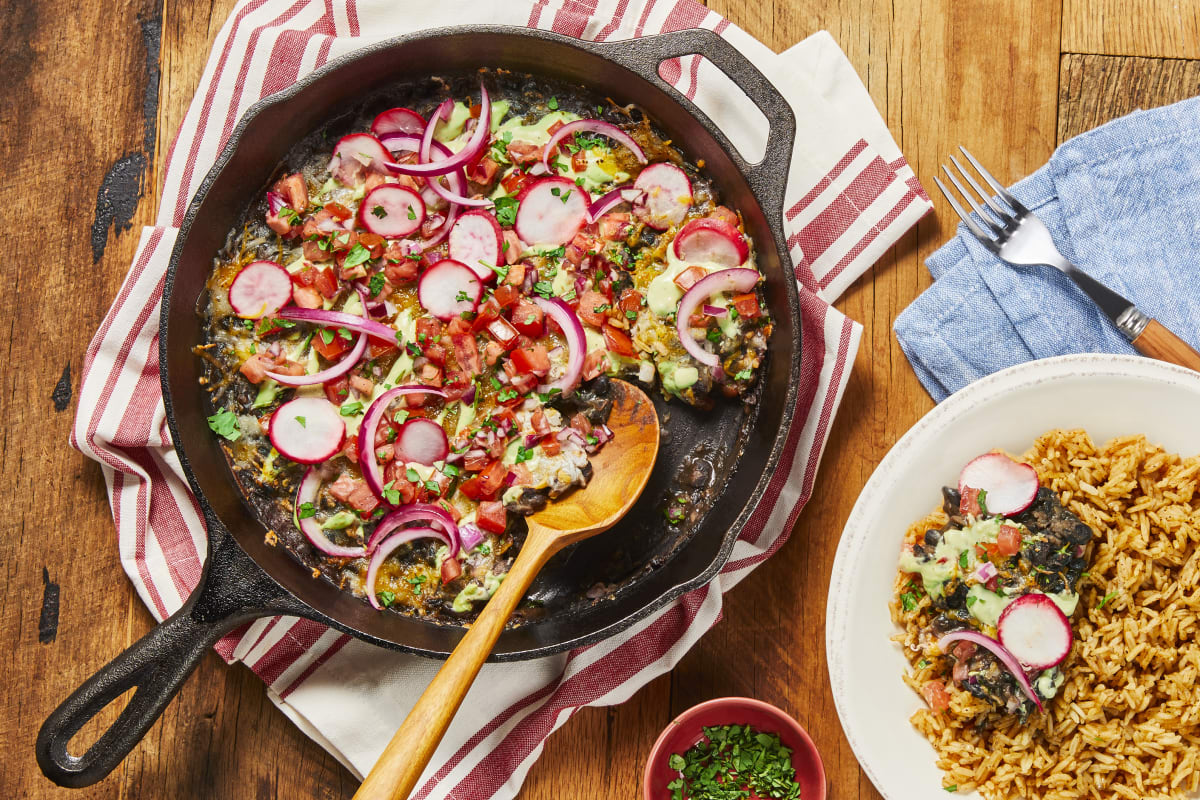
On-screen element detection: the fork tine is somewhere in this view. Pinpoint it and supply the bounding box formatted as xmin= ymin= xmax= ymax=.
xmin=933 ymin=175 xmax=994 ymax=244
xmin=958 ymin=146 xmax=1028 ymax=214
xmin=941 ymin=164 xmax=1002 ymax=238
xmin=949 ymin=154 xmax=1013 ymax=227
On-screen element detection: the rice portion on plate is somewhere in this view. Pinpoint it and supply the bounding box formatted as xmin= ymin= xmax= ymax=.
xmin=891 ymin=429 xmax=1200 ymax=799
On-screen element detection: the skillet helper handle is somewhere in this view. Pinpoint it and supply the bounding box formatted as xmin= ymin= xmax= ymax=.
xmin=1130 ymin=319 xmax=1200 ymax=371
xmin=596 ymin=28 xmax=797 ymax=218
xmin=352 ymin=525 xmax=564 ymax=800
xmin=36 ymin=526 xmax=302 ymax=788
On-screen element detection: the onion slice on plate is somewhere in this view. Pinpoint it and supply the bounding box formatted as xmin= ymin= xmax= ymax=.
xmin=533 ymin=297 xmax=585 ymax=396
xmin=540 ymin=119 xmax=647 ymax=174
xmin=358 ymin=385 xmax=448 ymax=501
xmin=294 ymin=468 xmax=366 ymax=558
xmin=674 ymin=268 xmax=760 ymax=369
xmin=365 ymin=526 xmax=455 ymax=610
xmin=384 ymin=84 xmax=491 ymax=177
xmin=937 ymin=630 xmax=1044 ymax=712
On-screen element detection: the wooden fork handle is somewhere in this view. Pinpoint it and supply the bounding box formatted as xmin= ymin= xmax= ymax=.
xmin=351 ymin=524 xmax=562 ymax=800
xmin=1130 ymin=319 xmax=1200 ymax=372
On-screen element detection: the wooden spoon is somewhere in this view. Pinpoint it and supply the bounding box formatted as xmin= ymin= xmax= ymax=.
xmin=352 ymin=379 xmax=660 ymax=800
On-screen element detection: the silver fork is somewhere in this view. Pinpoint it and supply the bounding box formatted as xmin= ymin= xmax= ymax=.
xmin=936 ymin=147 xmax=1200 ymax=372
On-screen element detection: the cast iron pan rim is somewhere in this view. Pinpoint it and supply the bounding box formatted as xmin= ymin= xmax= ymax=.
xmin=159 ymin=24 xmax=803 ymax=662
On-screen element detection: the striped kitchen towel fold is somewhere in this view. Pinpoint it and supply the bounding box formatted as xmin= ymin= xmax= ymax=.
xmin=72 ymin=1 xmax=930 ymax=797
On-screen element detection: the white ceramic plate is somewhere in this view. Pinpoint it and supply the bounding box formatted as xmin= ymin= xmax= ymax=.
xmin=826 ymin=354 xmax=1200 ymax=799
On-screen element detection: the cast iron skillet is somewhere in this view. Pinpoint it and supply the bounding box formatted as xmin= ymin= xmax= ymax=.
xmin=38 ymin=25 xmax=800 ymax=788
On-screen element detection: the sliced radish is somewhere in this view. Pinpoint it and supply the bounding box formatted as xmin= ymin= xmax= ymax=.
xmin=395 ymin=418 xmax=449 ymax=465
xmin=958 ymin=453 xmax=1039 ymax=516
xmin=269 ymin=397 xmax=345 ymax=464
xmin=514 ymin=177 xmax=590 ymax=247
xmin=632 ymin=163 xmax=693 ymax=230
xmin=998 ymin=593 xmax=1073 ymax=670
xmin=371 ymin=107 xmax=426 ymax=137
xmin=448 ymin=210 xmax=503 ymax=281
xmin=418 ymin=259 xmax=482 ymax=320
xmin=358 ymin=184 xmax=425 ymax=238
xmin=228 ymin=260 xmax=293 ymax=318
xmin=294 ymin=468 xmax=366 ymax=559
xmin=329 ymin=133 xmax=391 ymax=174
xmin=672 ymin=218 xmax=749 ymax=267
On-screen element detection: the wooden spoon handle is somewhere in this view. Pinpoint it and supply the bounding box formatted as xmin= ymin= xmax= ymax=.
xmin=351 ymin=524 xmax=561 ymax=800
xmin=1131 ymin=319 xmax=1200 ymax=372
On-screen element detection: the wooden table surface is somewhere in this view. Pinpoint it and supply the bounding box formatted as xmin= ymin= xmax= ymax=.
xmin=4 ymin=0 xmax=1198 ymax=797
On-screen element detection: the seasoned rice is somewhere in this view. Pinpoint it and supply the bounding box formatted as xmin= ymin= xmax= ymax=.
xmin=890 ymin=430 xmax=1200 ymax=799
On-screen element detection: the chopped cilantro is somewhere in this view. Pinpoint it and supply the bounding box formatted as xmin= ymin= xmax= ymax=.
xmin=337 ymin=327 xmax=353 ymax=341
xmin=665 ymin=724 xmax=801 ymax=800
xmin=977 ymin=488 xmax=990 ymax=515
xmin=206 ymin=408 xmax=241 ymax=441
xmin=343 ymin=242 xmax=371 ymax=268
xmin=424 ymin=479 xmax=439 ymax=493
xmin=371 ymin=205 xmax=387 ymax=218
xmin=547 ymin=96 xmax=558 ymax=110
xmin=734 ymin=369 xmax=752 ymax=381
xmin=515 ymin=446 xmax=533 ymax=464
xmin=958 ymin=550 xmax=969 ymax=569
xmin=382 ymin=480 xmax=401 ymax=505
xmin=533 ymin=281 xmax=554 ymax=298
xmin=407 ymin=206 xmax=416 ymax=220
xmin=901 ymin=593 xmax=918 ymax=611
xmin=1098 ymin=591 xmax=1117 ymax=609
xmin=493 ymin=196 xmax=519 ymax=227
xmin=320 ymin=329 xmax=335 ymax=345
xmin=340 ymin=401 xmax=364 ymax=416
xmin=368 ymin=272 xmax=386 ymax=298
xmin=297 ymin=502 xmax=316 ymax=519
xmin=295 ymin=416 xmax=307 ymax=428
xmin=378 ymin=590 xmax=395 ymax=607
xmin=406 ymin=467 xmax=420 ymax=482
xmin=455 ymin=290 xmax=470 ymax=302
xmin=443 ymin=464 xmax=461 ymax=477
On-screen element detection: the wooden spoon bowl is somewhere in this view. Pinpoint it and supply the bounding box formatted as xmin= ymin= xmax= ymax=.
xmin=353 ymin=379 xmax=660 ymax=800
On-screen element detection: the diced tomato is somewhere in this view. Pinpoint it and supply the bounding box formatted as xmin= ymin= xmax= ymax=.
xmin=464 ymin=450 xmax=491 ymax=472
xmin=358 ymin=232 xmax=385 ymax=259
xmin=673 ymin=266 xmax=707 ymax=292
xmin=374 ymin=443 xmax=395 ymax=463
xmin=327 ymin=473 xmax=359 ymax=503
xmin=511 ymin=299 xmax=544 ymax=337
xmin=440 ymin=557 xmax=463 ymax=584
xmin=576 ymin=291 xmax=609 ymax=328
xmin=312 ymin=328 xmax=352 ymax=361
xmin=347 ymin=482 xmax=379 ymax=514
xmin=368 ymin=340 xmax=398 ymax=359
xmin=731 ymin=292 xmax=762 ymax=320
xmin=508 ymin=373 xmax=537 ymax=398
xmin=324 ymin=201 xmax=353 ymax=221
xmin=350 ymin=374 xmax=375 ymax=395
xmin=417 ymin=472 xmax=452 ymax=502
xmin=500 ymin=168 xmax=531 ymax=196
xmin=598 ymin=212 xmax=631 ymax=242
xmin=293 ymin=286 xmax=323 ymax=309
xmin=570 ymin=413 xmax=593 ymax=436
xmin=503 ymin=232 xmax=523 ymax=266
xmin=510 ymin=345 xmax=551 ymax=376
xmin=582 ymin=349 xmax=606 ymax=380
xmin=274 ymin=172 xmax=308 ymax=212
xmin=504 ymin=263 xmax=526 ymax=289
xmin=476 ymin=500 xmax=508 ymax=534
xmin=483 ymin=340 xmax=505 ymax=366
xmin=324 ymin=376 xmax=350 ymax=405
xmin=449 ymin=330 xmax=482 ymax=375
xmin=546 ymin=119 xmax=565 ymax=137
xmin=385 ymin=258 xmax=419 ymax=285
xmin=510 ymin=463 xmax=533 ymax=486
xmin=617 ymin=289 xmax=642 ymax=317
xmin=571 ymin=150 xmax=587 ymax=172
xmin=493 ymin=284 xmax=519 ymax=309
xmin=458 ymin=475 xmax=484 ymax=500
xmin=997 ymin=525 xmax=1023 ymax=557
xmin=415 ymin=317 xmax=442 ymax=346
xmin=314 ymin=267 xmax=339 ymax=298
xmin=540 ymin=437 xmax=561 ymax=456
xmin=486 ymin=316 xmax=519 ymax=350
xmin=490 ymin=407 xmax=516 ymax=429
xmin=471 ymin=297 xmax=502 ymax=332
xmin=506 ymin=141 xmax=542 ymax=165
xmin=382 ymin=464 xmax=418 ymax=504
xmin=960 ymin=487 xmax=982 ymax=517
xmin=292 ymin=266 xmax=318 ymax=287
xmin=424 ymin=342 xmax=447 ymax=366
xmin=707 ymin=206 xmax=739 ymax=227
xmin=531 ymin=409 xmax=552 ymax=436
xmin=341 ymin=434 xmax=359 ymax=464
xmin=602 ymin=323 xmax=635 ymax=358
xmin=921 ymin=680 xmax=951 ymax=712
xmin=239 ymin=355 xmax=269 ymax=384
xmin=417 ymin=361 xmax=443 ymax=387
xmin=442 ymin=371 xmax=472 ymax=401
xmin=467 ymin=156 xmax=500 ymax=186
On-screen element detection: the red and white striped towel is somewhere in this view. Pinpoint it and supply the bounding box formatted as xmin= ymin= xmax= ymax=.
xmin=73 ymin=1 xmax=930 ymax=796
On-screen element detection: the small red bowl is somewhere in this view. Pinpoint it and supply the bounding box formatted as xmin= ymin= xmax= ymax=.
xmin=643 ymin=697 xmax=826 ymax=800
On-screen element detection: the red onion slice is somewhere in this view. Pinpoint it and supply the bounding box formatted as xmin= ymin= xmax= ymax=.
xmin=458 ymin=522 xmax=485 ymax=552
xmin=533 ymin=297 xmax=586 ymax=396
xmin=383 ymin=84 xmax=491 ymax=177
xmin=381 ymin=133 xmax=471 ymax=214
xmin=420 ymin=103 xmax=491 ymax=208
xmin=365 ymin=526 xmax=454 ymax=610
xmin=674 ymin=268 xmax=760 ymax=369
xmin=540 ymin=119 xmax=647 ymax=174
xmin=294 ymin=468 xmax=367 ymax=558
xmin=276 ymin=307 xmax=398 ymax=342
xmin=701 ymin=304 xmax=727 ymax=317
xmin=937 ymin=630 xmax=1044 ymax=712
xmin=266 ymin=331 xmax=366 ymax=386
xmin=359 ymin=385 xmax=448 ymax=502
xmin=365 ymin=502 xmax=459 ymax=551
xmin=585 ymin=186 xmax=644 ymax=224
xmin=267 ymin=191 xmax=286 ymax=215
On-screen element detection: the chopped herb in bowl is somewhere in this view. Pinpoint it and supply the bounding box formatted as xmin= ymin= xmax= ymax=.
xmin=666 ymin=723 xmax=802 ymax=800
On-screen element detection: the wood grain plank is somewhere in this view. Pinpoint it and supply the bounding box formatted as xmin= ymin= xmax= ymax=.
xmin=1058 ymin=53 xmax=1200 ymax=141
xmin=1062 ymin=0 xmax=1200 ymax=59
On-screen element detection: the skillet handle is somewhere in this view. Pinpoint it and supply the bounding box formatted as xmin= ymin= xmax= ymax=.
xmin=35 ymin=523 xmax=308 ymax=788
xmin=595 ymin=28 xmax=797 ymax=221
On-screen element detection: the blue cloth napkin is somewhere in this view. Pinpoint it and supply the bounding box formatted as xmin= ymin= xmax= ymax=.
xmin=895 ymin=97 xmax=1200 ymax=401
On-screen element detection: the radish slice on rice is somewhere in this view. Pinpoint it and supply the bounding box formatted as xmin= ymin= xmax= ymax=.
xmin=937 ymin=630 xmax=1044 ymax=712
xmin=958 ymin=453 xmax=1039 ymax=516
xmin=358 ymin=184 xmax=425 ymax=237
xmin=672 ymin=218 xmax=749 ymax=267
xmin=418 ymin=259 xmax=483 ymax=320
xmin=448 ymin=210 xmax=503 ymax=281
xmin=675 ymin=268 xmax=760 ymax=370
xmin=270 ymin=397 xmax=345 ymax=464
xmin=514 ymin=177 xmax=590 ymax=247
xmin=998 ymin=593 xmax=1073 ymax=670
xmin=358 ymin=386 xmax=447 ymax=501
xmin=366 ymin=526 xmax=455 ymax=610
xmin=228 ymin=260 xmax=292 ymax=318
xmin=371 ymin=107 xmax=426 ymax=137
xmin=395 ymin=418 xmax=450 ymax=466
xmin=294 ymin=468 xmax=366 ymax=559
xmin=632 ymin=163 xmax=693 ymax=230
